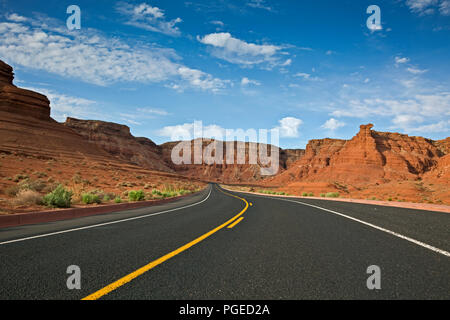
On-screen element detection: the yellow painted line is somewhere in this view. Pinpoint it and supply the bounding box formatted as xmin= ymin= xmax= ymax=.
xmin=227 ymin=217 xmax=244 ymax=229
xmin=82 ymin=185 xmax=249 ymax=300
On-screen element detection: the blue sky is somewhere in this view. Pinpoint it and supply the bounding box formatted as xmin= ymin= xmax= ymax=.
xmin=0 ymin=0 xmax=449 ymax=148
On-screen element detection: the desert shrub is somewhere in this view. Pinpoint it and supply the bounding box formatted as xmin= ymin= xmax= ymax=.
xmin=34 ymin=171 xmax=48 ymax=178
xmin=325 ymin=192 xmax=340 ymax=198
xmin=302 ymin=192 xmax=308 ymax=196
xmin=320 ymin=193 xmax=326 ymax=197
xmin=162 ymin=191 xmax=178 ymax=198
xmin=152 ymin=189 xmax=163 ymax=196
xmin=43 ymin=185 xmax=72 ymax=208
xmin=114 ymin=197 xmax=122 ymax=204
xmin=81 ymin=193 xmax=101 ymax=205
xmin=14 ymin=190 xmax=42 ymax=206
xmin=128 ymin=190 xmax=145 ymax=202
xmin=13 ymin=174 xmax=29 ymax=182
xmin=5 ymin=185 xmax=21 ymax=197
xmin=18 ymin=179 xmax=46 ymax=192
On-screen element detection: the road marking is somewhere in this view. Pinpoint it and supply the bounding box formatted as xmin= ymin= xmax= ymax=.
xmin=82 ymin=186 xmax=249 ymax=300
xmin=0 ymin=187 xmax=213 ymax=246
xmin=235 ymin=191 xmax=450 ymax=258
xmin=227 ymin=217 xmax=244 ymax=229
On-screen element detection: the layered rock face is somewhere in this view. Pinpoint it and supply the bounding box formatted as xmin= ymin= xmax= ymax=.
xmin=64 ymin=118 xmax=174 ymax=172
xmin=0 ymin=60 xmax=50 ymax=121
xmin=0 ymin=60 xmax=113 ymax=160
xmin=268 ymin=124 xmax=447 ymax=186
xmin=160 ymin=139 xmax=305 ymax=183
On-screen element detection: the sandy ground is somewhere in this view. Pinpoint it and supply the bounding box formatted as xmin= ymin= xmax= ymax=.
xmin=0 ymin=152 xmax=205 ymax=214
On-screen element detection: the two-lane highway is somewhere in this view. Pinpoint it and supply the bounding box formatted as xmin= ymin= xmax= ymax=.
xmin=0 ymin=184 xmax=449 ymax=299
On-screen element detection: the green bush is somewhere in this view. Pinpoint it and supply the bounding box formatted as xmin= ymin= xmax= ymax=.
xmin=129 ymin=190 xmax=145 ymax=202
xmin=320 ymin=193 xmax=326 ymax=197
xmin=43 ymin=185 xmax=72 ymax=208
xmin=152 ymin=189 xmax=163 ymax=196
xmin=114 ymin=197 xmax=122 ymax=204
xmin=325 ymin=192 xmax=340 ymax=198
xmin=302 ymin=192 xmax=308 ymax=197
xmin=82 ymin=193 xmax=101 ymax=205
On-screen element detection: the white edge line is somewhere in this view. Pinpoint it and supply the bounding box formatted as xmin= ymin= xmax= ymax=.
xmin=0 ymin=186 xmax=212 ymax=246
xmin=232 ymin=190 xmax=450 ymax=258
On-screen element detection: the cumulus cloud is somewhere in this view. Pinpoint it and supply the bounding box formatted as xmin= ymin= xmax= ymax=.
xmin=6 ymin=13 xmax=27 ymax=22
xmin=321 ymin=118 xmax=345 ymax=131
xmin=275 ymin=117 xmax=303 ymax=138
xmin=330 ymin=92 xmax=450 ymax=133
xmin=158 ymin=117 xmax=303 ymax=141
xmin=197 ymin=32 xmax=287 ymax=68
xmin=0 ymin=16 xmax=228 ymax=92
xmin=116 ymin=2 xmax=182 ymax=36
xmin=241 ymin=77 xmax=261 ymax=86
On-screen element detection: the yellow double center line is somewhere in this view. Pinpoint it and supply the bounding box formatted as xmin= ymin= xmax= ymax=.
xmin=82 ymin=185 xmax=248 ymax=300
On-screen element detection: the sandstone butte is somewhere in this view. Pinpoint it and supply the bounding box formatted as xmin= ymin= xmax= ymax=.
xmin=0 ymin=59 xmax=449 ymax=211
xmin=0 ymin=60 xmax=205 ymax=214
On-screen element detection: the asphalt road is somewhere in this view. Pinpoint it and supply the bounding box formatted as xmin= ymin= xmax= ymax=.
xmin=0 ymin=183 xmax=449 ymax=300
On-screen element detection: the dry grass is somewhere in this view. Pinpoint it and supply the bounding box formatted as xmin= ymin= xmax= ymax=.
xmin=14 ymin=190 xmax=43 ymax=206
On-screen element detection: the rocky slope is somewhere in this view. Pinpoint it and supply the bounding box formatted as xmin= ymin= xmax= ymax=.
xmin=64 ymin=118 xmax=174 ymax=173
xmin=0 ymin=60 xmax=205 ymax=214
xmin=0 ymin=61 xmax=111 ymax=161
xmin=269 ymin=124 xmax=446 ymax=185
xmin=160 ymin=139 xmax=304 ymax=184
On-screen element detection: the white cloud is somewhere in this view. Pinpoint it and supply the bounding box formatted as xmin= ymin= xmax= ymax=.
xmin=321 ymin=118 xmax=345 ymax=131
xmin=330 ymin=92 xmax=450 ymax=133
xmin=405 ymin=0 xmax=450 ymax=15
xmin=246 ymin=0 xmax=273 ymax=11
xmin=440 ymin=0 xmax=450 ymax=14
xmin=159 ymin=117 xmax=303 ymax=141
xmin=116 ymin=2 xmax=182 ymax=36
xmin=241 ymin=77 xmax=261 ymax=86
xmin=275 ymin=117 xmax=303 ymax=138
xmin=24 ymin=87 xmax=99 ymax=122
xmin=411 ymin=120 xmax=450 ymax=132
xmin=294 ymin=72 xmax=321 ymax=81
xmin=7 ymin=13 xmax=27 ymax=22
xmin=0 ymin=16 xmax=228 ymax=92
xmin=210 ymin=20 xmax=224 ymax=27
xmin=136 ymin=107 xmax=170 ymax=116
xmin=395 ymin=56 xmax=410 ymax=65
xmin=407 ymin=67 xmax=428 ymax=74
xmin=197 ymin=32 xmax=286 ymax=67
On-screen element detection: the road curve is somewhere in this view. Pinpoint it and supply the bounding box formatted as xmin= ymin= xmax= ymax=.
xmin=0 ymin=183 xmax=449 ymax=300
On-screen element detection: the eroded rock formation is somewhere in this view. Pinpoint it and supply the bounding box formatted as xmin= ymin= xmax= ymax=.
xmin=64 ymin=118 xmax=174 ymax=172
